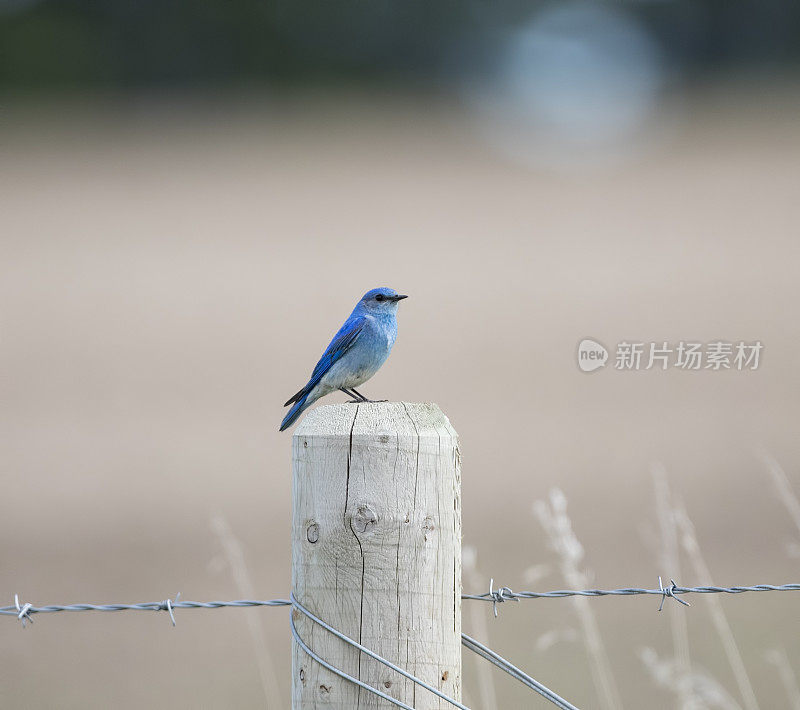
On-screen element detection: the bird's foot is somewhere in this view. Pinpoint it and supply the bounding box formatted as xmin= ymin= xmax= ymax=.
xmin=345 ymin=399 xmax=362 ymax=404
xmin=361 ymin=399 xmax=388 ymax=403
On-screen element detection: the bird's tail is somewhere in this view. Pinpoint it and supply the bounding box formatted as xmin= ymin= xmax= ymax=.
xmin=279 ymin=391 xmax=313 ymax=431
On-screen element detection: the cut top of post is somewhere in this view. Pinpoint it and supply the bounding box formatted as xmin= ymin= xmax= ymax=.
xmin=294 ymin=401 xmax=457 ymax=439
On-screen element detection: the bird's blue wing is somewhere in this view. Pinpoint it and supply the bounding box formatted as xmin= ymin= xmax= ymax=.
xmin=280 ymin=315 xmax=367 ymax=430
xmin=302 ymin=316 xmax=366 ymax=394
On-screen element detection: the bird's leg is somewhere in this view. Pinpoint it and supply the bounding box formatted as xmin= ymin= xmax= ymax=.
xmin=349 ymin=387 xmax=387 ymax=403
xmin=340 ymin=388 xmax=366 ymax=403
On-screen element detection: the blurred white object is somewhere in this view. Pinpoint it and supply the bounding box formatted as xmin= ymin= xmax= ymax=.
xmin=466 ymin=2 xmax=666 ymax=170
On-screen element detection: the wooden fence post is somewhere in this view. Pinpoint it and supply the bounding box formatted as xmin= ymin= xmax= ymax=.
xmin=291 ymin=402 xmax=462 ymax=709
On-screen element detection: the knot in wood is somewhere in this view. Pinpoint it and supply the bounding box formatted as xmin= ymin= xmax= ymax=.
xmin=422 ymin=516 xmax=436 ymax=541
xmin=306 ymin=521 xmax=320 ymax=544
xmin=351 ymin=504 xmax=378 ymax=535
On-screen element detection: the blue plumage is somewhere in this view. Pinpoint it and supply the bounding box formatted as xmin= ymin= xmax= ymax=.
xmin=280 ymin=287 xmax=407 ymax=431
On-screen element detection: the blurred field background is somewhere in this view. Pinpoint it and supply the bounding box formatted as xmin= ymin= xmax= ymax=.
xmin=2 ymin=1 xmax=800 ymax=708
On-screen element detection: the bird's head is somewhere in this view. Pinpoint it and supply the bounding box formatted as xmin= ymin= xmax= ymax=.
xmin=358 ymin=287 xmax=408 ymax=314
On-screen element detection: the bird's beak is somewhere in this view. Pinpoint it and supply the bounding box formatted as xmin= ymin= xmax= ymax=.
xmin=390 ymin=294 xmax=408 ymax=301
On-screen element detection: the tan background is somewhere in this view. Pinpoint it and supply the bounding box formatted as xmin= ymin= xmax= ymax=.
xmin=2 ymin=83 xmax=800 ymax=708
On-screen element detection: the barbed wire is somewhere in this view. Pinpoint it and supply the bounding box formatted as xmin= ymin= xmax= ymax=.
xmin=0 ymin=595 xmax=292 ymax=625
xmin=5 ymin=579 xmax=798 ymax=710
xmin=4 ymin=579 xmax=799 ymax=625
xmin=465 ymin=578 xmax=800 ymax=616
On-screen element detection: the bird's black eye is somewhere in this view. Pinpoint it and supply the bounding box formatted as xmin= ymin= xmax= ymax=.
xmin=375 ymin=294 xmax=385 ymax=302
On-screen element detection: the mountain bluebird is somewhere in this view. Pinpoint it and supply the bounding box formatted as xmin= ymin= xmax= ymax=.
xmin=279 ymin=287 xmax=408 ymax=431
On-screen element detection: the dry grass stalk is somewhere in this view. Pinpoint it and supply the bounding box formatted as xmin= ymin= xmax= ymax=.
xmin=535 ymin=628 xmax=578 ymax=653
xmin=533 ymin=488 xmax=624 ymax=710
xmin=764 ymin=648 xmax=800 ymax=710
xmin=461 ymin=545 xmax=499 ymax=710
xmin=760 ymin=454 xmax=800 ymax=543
xmin=639 ymin=647 xmax=743 ymax=710
xmin=651 ymin=463 xmax=704 ymax=709
xmin=210 ymin=514 xmax=283 ymax=709
xmin=672 ymin=502 xmax=760 ymax=710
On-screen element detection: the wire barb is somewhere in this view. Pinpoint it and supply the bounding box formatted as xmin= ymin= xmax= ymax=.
xmin=658 ymin=577 xmax=691 ymax=612
xmin=157 ymin=592 xmax=181 ymax=626
xmin=488 ymin=578 xmax=519 ymax=618
xmin=14 ymin=594 xmax=33 ymax=628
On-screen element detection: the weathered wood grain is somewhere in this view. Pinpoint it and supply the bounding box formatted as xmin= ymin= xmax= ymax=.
xmin=291 ymin=402 xmax=462 ymax=709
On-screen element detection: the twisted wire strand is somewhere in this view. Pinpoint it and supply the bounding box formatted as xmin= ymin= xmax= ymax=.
xmin=7 ymin=582 xmax=797 ymax=710
xmin=3 ymin=583 xmax=798 ymax=620
xmin=462 ymin=582 xmax=800 ymax=604
xmin=461 ymin=633 xmax=580 ymax=710
xmin=0 ymin=599 xmax=291 ymax=617
xmin=291 ymin=591 xmax=577 ymax=710
xmin=290 ymin=592 xmax=470 ymax=710
xmin=290 ymin=614 xmax=416 ymax=710
xmin=4 ymin=582 xmax=799 ymax=619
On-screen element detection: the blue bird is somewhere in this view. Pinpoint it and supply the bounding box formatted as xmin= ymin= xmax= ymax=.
xmin=280 ymin=287 xmax=408 ymax=431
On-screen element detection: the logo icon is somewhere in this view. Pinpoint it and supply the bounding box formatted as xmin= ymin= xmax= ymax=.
xmin=577 ymin=338 xmax=608 ymax=372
